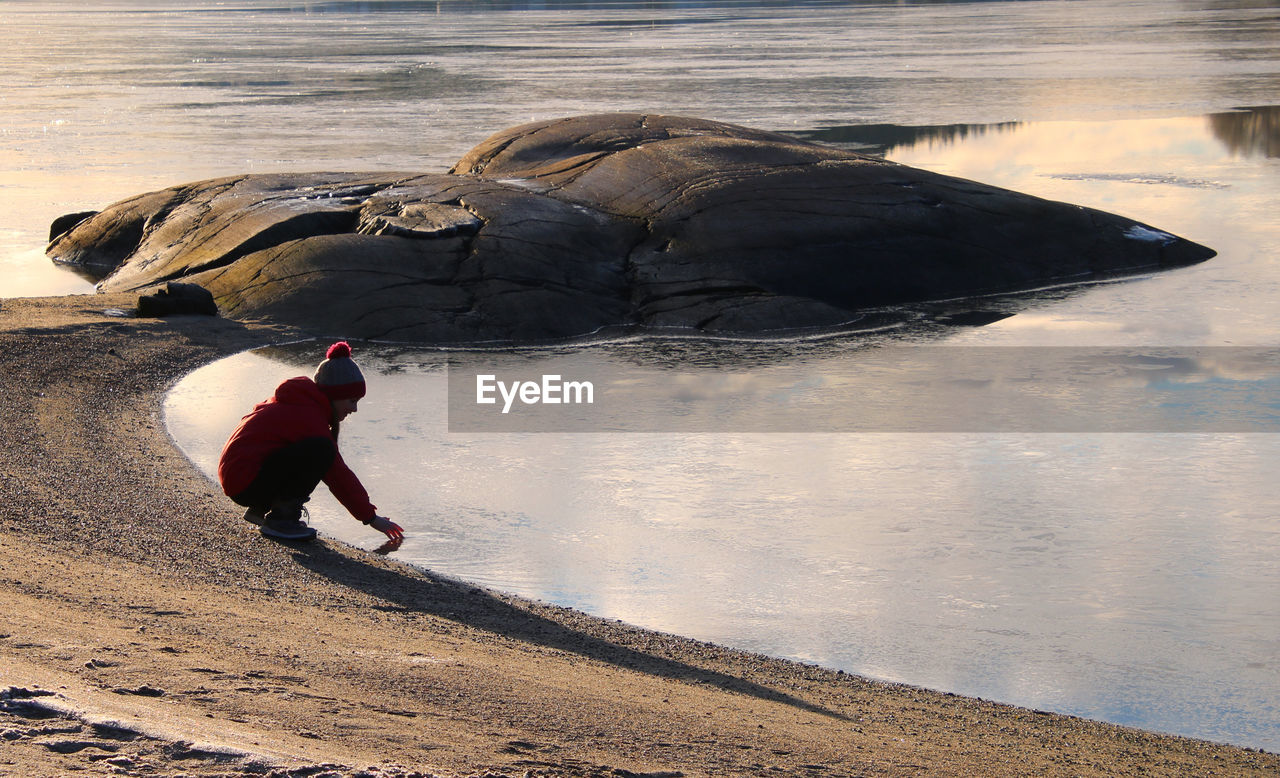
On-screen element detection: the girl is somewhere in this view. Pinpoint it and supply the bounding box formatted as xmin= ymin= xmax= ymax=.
xmin=218 ymin=341 xmax=404 ymax=543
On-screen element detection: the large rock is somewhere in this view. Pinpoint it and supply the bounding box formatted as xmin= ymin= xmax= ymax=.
xmin=48 ymin=113 xmax=1214 ymax=342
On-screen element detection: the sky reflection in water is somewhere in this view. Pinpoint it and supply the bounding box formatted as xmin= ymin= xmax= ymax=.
xmin=170 ymin=109 xmax=1280 ymax=751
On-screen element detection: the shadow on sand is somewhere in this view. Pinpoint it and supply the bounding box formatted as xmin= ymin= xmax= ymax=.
xmin=287 ymin=538 xmax=849 ymax=721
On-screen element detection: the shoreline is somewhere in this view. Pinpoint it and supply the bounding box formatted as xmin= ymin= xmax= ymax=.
xmin=1 ymin=294 xmax=1276 ymax=777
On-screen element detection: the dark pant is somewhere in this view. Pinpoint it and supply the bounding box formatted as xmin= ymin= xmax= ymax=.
xmin=231 ymin=436 xmax=336 ymax=512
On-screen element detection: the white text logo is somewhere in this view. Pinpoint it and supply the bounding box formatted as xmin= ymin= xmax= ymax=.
xmin=475 ymin=374 xmax=595 ymax=414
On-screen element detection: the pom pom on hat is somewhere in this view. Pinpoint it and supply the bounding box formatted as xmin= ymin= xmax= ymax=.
xmin=314 ymin=341 xmax=366 ymax=401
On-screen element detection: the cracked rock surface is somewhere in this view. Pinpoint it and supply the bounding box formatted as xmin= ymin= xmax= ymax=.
xmin=47 ymin=113 xmax=1215 ymax=343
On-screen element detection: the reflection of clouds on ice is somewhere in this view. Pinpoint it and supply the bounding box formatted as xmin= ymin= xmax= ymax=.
xmin=885 ymin=115 xmax=1232 ymax=212
xmin=1051 ymin=172 xmax=1229 ymax=189
xmin=666 ymin=372 xmax=773 ymax=402
xmin=169 ymin=344 xmax=1280 ymax=752
xmin=888 ymin=114 xmax=1279 ymax=349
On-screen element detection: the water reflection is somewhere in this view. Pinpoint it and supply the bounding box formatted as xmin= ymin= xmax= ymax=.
xmin=795 ymin=105 xmax=1280 ymax=160
xmin=1208 ymin=105 xmax=1280 ymax=158
xmin=167 ymin=339 xmax=1280 ymax=752
xmin=790 ymin=120 xmax=1024 ymax=156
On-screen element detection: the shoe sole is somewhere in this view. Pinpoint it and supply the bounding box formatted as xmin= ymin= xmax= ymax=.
xmin=259 ymin=525 xmax=317 ymax=541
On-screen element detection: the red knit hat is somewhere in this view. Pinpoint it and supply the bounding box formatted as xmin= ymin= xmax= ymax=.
xmin=313 ymin=341 xmax=366 ymax=401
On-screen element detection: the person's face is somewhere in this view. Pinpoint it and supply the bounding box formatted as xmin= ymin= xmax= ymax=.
xmin=332 ymin=397 xmax=359 ymax=422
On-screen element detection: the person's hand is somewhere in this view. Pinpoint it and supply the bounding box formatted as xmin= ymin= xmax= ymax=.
xmin=369 ymin=515 xmax=404 ymax=542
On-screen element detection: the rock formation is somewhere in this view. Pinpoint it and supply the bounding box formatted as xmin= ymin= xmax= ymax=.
xmin=47 ymin=113 xmax=1215 ymax=342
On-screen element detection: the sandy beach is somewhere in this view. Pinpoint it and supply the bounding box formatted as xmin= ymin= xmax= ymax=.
xmin=1 ymin=294 xmax=1276 ymax=777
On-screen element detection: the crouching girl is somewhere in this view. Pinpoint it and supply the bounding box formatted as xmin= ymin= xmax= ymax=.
xmin=218 ymin=341 xmax=404 ymax=543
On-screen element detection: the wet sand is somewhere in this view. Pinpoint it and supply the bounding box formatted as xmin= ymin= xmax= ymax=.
xmin=1 ymin=294 xmax=1276 ymax=777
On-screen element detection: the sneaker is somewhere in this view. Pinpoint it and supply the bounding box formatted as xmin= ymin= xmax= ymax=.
xmin=260 ymin=516 xmax=317 ymax=541
xmin=260 ymin=504 xmax=316 ymax=541
xmin=243 ymin=506 xmax=268 ymax=526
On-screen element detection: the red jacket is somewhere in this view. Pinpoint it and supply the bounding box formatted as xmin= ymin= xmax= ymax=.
xmin=218 ymin=376 xmax=377 ymax=523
